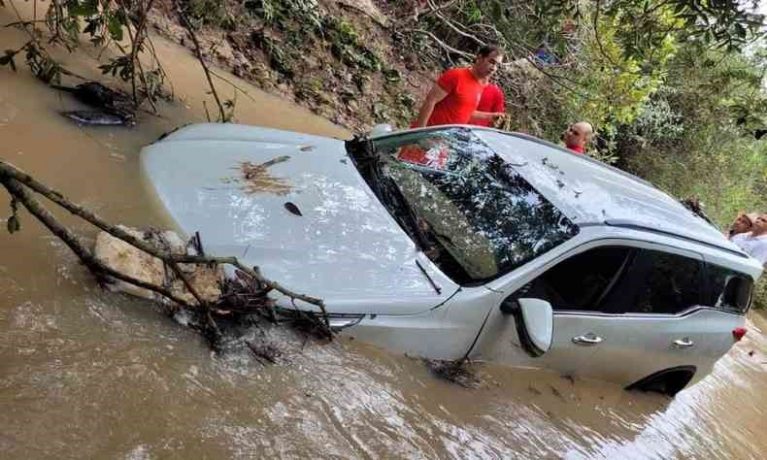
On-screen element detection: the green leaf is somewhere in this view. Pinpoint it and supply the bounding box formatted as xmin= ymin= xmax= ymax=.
xmin=107 ymin=15 xmax=124 ymax=42
xmin=6 ymin=215 xmax=19 ymax=234
xmin=68 ymin=0 xmax=99 ymax=17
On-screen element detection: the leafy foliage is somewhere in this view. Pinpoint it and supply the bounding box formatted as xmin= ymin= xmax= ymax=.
xmin=1 ymin=0 xmax=169 ymax=111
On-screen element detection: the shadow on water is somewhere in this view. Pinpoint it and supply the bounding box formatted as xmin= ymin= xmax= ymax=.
xmin=1 ymin=4 xmax=766 ymax=458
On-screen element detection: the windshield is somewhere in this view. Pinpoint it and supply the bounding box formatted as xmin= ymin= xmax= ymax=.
xmin=349 ymin=127 xmax=579 ymax=284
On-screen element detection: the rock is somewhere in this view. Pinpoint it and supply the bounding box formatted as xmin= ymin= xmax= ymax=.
xmin=94 ymin=226 xmax=165 ymax=300
xmin=93 ymin=226 xmax=224 ymax=304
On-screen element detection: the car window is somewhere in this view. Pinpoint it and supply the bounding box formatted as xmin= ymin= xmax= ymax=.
xmin=519 ymin=246 xmax=704 ymax=315
xmin=703 ymin=264 xmax=753 ymax=313
xmin=518 ymin=246 xmax=634 ymax=311
xmin=601 ymin=249 xmax=703 ymax=314
xmin=366 ymin=128 xmax=579 ymax=284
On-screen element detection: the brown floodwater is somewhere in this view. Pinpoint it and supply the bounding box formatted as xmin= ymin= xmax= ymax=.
xmin=2 ymin=6 xmax=767 ymax=459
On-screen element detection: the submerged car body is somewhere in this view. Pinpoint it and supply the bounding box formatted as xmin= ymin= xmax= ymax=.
xmin=141 ymin=123 xmax=762 ymax=395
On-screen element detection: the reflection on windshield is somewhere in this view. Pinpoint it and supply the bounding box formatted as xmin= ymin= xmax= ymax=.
xmin=370 ymin=128 xmax=579 ymax=284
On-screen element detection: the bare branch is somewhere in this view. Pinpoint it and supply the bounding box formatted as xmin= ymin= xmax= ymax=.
xmin=406 ymin=29 xmax=473 ymax=59
xmin=173 ymin=0 xmax=227 ymax=122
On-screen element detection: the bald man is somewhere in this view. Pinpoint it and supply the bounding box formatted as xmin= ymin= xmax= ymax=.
xmin=563 ymin=122 xmax=593 ymax=154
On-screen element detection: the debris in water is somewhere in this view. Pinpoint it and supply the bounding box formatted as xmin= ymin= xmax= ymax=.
xmin=246 ymin=339 xmax=282 ymax=364
xmin=549 ymin=385 xmax=565 ymax=401
xmin=528 ymin=385 xmax=542 ymax=395
xmin=62 ymin=110 xmax=132 ymax=126
xmin=425 ymin=359 xmax=480 ymax=388
xmin=0 ymin=160 xmax=335 ymax=364
xmin=284 ymin=201 xmax=302 ymax=216
xmin=53 ymin=82 xmax=135 ymax=125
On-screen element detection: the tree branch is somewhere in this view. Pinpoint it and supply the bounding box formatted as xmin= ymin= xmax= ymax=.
xmin=173 ymin=0 xmax=227 ymax=122
xmin=0 ymin=160 xmax=331 ymax=336
xmin=0 ymin=176 xmax=195 ymax=309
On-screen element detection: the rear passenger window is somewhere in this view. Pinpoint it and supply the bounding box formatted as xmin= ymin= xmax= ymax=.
xmin=618 ymin=250 xmax=703 ymax=314
xmin=703 ymin=265 xmax=753 ymax=313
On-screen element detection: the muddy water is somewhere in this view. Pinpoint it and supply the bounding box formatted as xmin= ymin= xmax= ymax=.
xmin=2 ymin=8 xmax=767 ymax=460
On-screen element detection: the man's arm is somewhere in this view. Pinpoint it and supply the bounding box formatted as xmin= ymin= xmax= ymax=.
xmin=413 ymin=84 xmax=448 ymax=128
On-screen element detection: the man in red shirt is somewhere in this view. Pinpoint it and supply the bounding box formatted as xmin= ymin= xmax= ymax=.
xmin=562 ymin=121 xmax=593 ymax=154
xmin=412 ymin=45 xmax=506 ymax=127
xmin=469 ymin=83 xmax=505 ymax=127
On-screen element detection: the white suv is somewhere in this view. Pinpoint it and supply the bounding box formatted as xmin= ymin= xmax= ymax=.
xmin=142 ymin=124 xmax=762 ymax=395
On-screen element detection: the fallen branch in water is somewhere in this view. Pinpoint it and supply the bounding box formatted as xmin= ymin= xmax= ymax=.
xmin=0 ymin=159 xmax=333 ymax=347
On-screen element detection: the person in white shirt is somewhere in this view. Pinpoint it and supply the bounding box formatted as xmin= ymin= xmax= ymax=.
xmin=727 ymin=212 xmax=757 ymax=238
xmin=730 ymin=214 xmax=767 ymax=265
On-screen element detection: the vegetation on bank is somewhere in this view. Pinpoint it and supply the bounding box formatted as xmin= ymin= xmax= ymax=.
xmin=2 ymin=1 xmax=767 ymax=304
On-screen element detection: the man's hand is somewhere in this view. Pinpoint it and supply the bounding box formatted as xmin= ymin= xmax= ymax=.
xmin=473 ymin=111 xmax=506 ymax=121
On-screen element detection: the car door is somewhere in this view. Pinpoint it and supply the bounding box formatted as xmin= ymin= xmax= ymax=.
xmin=470 ymin=244 xmax=638 ymax=378
xmin=471 ymin=241 xmax=723 ymax=387
xmin=582 ymin=246 xmax=743 ymax=386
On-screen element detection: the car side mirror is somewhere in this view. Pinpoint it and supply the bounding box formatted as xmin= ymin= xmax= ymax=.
xmin=501 ymin=297 xmax=553 ymax=357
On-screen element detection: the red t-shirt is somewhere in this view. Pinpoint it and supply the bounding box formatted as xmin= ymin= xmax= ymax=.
xmin=469 ymin=84 xmax=505 ymax=127
xmin=426 ymin=68 xmax=486 ymax=126
xmin=567 ymin=145 xmax=585 ymax=155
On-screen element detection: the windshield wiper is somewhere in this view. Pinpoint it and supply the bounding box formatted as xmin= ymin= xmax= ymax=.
xmin=415 ymin=259 xmax=442 ymax=294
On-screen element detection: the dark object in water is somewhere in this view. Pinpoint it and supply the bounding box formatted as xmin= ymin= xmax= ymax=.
xmin=284 ymin=202 xmax=302 ymax=216
xmin=62 ymin=110 xmax=132 ymax=127
xmin=53 ymin=81 xmax=135 ymax=125
xmin=424 ymin=358 xmax=479 ymax=388
xmin=246 ymin=339 xmax=281 ymax=364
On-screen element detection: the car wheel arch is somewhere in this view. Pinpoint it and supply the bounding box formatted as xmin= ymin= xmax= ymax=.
xmin=625 ymin=365 xmax=697 ymax=397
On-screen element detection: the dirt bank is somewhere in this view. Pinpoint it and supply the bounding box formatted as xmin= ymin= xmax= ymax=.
xmin=147 ymin=0 xmax=435 ymax=132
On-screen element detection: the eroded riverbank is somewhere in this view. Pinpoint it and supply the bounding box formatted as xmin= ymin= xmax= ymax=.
xmin=1 ymin=5 xmax=767 ymax=458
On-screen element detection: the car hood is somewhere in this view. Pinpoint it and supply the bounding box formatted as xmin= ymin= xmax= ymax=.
xmin=140 ymin=124 xmax=457 ymax=314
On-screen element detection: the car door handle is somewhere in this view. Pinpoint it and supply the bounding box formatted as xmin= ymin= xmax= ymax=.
xmin=572 ymin=333 xmax=603 ymax=345
xmin=673 ymin=337 xmax=694 ymax=348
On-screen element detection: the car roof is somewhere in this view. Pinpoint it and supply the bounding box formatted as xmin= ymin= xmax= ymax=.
xmin=468 ymin=128 xmax=746 ymax=255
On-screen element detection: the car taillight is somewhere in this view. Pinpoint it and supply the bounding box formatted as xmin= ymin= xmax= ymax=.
xmin=732 ymin=327 xmax=747 ymax=341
